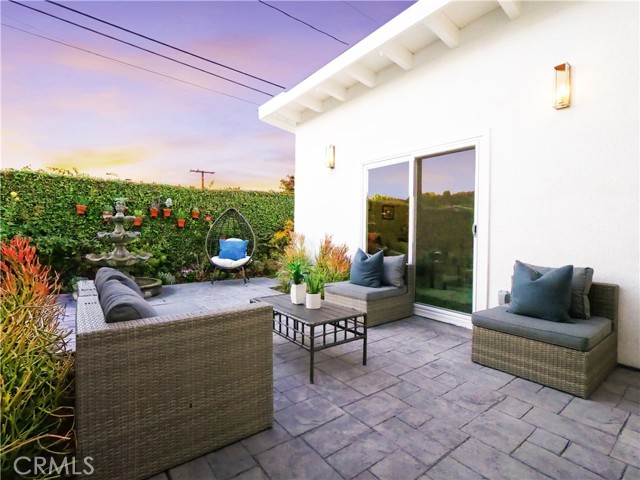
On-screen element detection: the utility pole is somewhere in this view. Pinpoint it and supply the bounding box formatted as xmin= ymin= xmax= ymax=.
xmin=190 ymin=169 xmax=215 ymax=190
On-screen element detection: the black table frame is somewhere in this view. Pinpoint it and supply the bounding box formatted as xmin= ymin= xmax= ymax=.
xmin=251 ymin=294 xmax=367 ymax=383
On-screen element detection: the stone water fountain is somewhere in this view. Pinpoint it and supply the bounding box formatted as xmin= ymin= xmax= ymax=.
xmin=86 ymin=200 xmax=162 ymax=297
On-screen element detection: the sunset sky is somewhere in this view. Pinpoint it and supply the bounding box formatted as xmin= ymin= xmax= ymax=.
xmin=1 ymin=1 xmax=413 ymax=190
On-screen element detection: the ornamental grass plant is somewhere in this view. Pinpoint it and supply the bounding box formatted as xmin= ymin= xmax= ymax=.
xmin=1 ymin=237 xmax=74 ymax=479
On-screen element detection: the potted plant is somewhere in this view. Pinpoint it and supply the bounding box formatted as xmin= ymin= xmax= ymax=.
xmin=102 ymin=204 xmax=113 ymax=223
xmin=288 ymin=259 xmax=307 ymax=304
xmin=163 ymin=198 xmax=173 ymax=217
xmin=149 ymin=199 xmax=160 ymax=218
xmin=175 ymin=210 xmax=187 ymax=228
xmin=304 ymin=270 xmax=323 ymax=309
xmin=191 ymin=207 xmax=200 ymax=219
xmin=75 ymin=196 xmax=89 ymax=215
xmin=133 ymin=209 xmax=144 ymax=226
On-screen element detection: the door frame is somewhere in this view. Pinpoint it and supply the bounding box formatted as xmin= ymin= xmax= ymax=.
xmin=362 ymin=130 xmax=490 ymax=329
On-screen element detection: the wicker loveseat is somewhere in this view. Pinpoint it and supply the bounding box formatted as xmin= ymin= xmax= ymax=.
xmin=471 ymin=282 xmax=618 ymax=398
xmin=75 ymin=281 xmax=274 ymax=480
xmin=324 ymin=264 xmax=415 ymax=327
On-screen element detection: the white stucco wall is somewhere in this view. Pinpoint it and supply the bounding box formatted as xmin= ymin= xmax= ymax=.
xmin=292 ymin=1 xmax=639 ymax=367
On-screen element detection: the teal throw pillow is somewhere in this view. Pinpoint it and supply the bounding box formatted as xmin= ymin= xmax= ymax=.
xmin=508 ymin=261 xmax=573 ymax=322
xmin=219 ymin=239 xmax=248 ymax=261
xmin=350 ymin=248 xmax=384 ymax=288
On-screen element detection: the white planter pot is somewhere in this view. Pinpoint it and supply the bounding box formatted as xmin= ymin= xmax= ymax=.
xmin=305 ymin=293 xmax=322 ymax=310
xmin=290 ymin=283 xmax=306 ymax=304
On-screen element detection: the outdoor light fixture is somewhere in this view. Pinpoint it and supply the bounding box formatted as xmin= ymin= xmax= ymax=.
xmin=554 ymin=62 xmax=571 ymax=109
xmin=326 ymin=145 xmax=336 ymax=169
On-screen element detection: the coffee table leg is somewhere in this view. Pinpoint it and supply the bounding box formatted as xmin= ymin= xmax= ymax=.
xmin=310 ymin=325 xmax=315 ymax=383
xmin=363 ymin=315 xmax=367 ymax=366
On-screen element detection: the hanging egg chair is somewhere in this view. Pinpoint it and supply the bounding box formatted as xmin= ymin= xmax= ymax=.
xmin=205 ymin=208 xmax=256 ymax=284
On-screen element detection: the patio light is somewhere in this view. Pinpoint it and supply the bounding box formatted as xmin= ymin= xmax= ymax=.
xmin=554 ymin=62 xmax=571 ymax=109
xmin=325 ymin=145 xmax=336 ymax=169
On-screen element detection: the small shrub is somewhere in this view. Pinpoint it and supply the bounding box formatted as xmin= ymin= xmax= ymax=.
xmin=158 ymin=272 xmax=176 ymax=285
xmin=1 ymin=237 xmax=74 ymax=477
xmin=275 ymin=233 xmax=312 ymax=291
xmin=314 ymin=234 xmax=351 ymax=285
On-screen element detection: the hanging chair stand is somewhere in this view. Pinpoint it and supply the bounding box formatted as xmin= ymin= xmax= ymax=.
xmin=205 ymin=208 xmax=257 ymax=285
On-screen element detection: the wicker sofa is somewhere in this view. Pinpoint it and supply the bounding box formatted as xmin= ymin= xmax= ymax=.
xmin=324 ymin=264 xmax=415 ymax=327
xmin=471 ymin=282 xmax=618 ymax=398
xmin=75 ymin=281 xmax=274 ymax=480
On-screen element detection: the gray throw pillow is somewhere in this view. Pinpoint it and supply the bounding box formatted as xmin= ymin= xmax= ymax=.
xmin=99 ymin=279 xmax=157 ymax=323
xmin=382 ymin=255 xmax=406 ymax=288
xmin=95 ymin=267 xmax=144 ymax=298
xmin=349 ymin=248 xmax=384 ymax=288
xmin=508 ymin=261 xmax=573 ymax=322
xmin=523 ymin=262 xmax=594 ymax=319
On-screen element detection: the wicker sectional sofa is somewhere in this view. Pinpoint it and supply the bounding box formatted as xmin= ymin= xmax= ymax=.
xmin=324 ymin=264 xmax=415 ymax=327
xmin=75 ymin=281 xmax=274 ymax=480
xmin=471 ymin=282 xmax=618 ymax=398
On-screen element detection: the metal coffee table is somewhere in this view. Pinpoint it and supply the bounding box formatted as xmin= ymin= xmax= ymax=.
xmin=251 ymin=294 xmax=367 ymax=383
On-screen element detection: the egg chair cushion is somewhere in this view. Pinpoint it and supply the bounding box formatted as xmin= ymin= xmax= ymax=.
xmin=210 ymin=256 xmax=252 ymax=269
xmin=219 ymin=238 xmax=249 ymax=261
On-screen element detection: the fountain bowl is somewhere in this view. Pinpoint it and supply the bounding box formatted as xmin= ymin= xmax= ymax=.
xmin=135 ymin=277 xmax=163 ymax=298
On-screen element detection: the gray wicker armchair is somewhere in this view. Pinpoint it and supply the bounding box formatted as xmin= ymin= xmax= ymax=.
xmin=75 ymin=286 xmax=273 ymax=480
xmin=472 ymin=282 xmax=618 ymax=398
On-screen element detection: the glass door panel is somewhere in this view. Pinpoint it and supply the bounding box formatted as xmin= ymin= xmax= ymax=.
xmin=367 ymin=162 xmax=409 ymax=256
xmin=415 ymin=149 xmax=475 ymax=313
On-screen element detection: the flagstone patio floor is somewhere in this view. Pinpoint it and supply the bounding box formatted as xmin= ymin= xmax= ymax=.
xmin=59 ymin=279 xmax=640 ymax=480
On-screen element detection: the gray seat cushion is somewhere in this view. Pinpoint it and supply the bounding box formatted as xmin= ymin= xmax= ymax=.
xmin=95 ymin=267 xmax=144 ymax=298
xmin=325 ymin=281 xmax=407 ymax=301
xmin=99 ymin=279 xmax=158 ymax=323
xmin=472 ymin=306 xmax=612 ymax=351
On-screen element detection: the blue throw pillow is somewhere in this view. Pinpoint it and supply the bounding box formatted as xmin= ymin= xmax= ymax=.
xmin=349 ymin=248 xmax=384 ymax=288
xmin=219 ymin=239 xmax=248 ymax=261
xmin=508 ymin=261 xmax=573 ymax=322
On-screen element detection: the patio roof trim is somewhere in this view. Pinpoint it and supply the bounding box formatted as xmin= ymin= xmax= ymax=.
xmin=259 ymin=0 xmax=522 ymax=133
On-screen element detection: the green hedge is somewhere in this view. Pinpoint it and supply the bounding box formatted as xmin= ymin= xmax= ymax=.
xmin=1 ymin=169 xmax=293 ymax=287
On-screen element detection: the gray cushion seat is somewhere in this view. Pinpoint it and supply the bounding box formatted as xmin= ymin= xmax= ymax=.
xmin=472 ymin=306 xmax=611 ymax=351
xmin=325 ymin=282 xmax=407 ymax=301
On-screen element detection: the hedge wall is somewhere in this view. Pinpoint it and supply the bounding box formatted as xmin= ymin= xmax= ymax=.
xmin=1 ymin=169 xmax=293 ymax=287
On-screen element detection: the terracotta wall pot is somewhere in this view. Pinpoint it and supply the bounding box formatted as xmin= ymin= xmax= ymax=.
xmin=76 ymin=204 xmax=87 ymax=215
xmin=149 ymin=207 xmax=159 ymax=218
xmin=177 ymin=218 xmax=186 ymax=228
xmin=163 ymin=208 xmax=172 ymax=217
xmin=192 ymin=211 xmax=200 ymax=219
xmin=133 ymin=217 xmax=143 ymax=226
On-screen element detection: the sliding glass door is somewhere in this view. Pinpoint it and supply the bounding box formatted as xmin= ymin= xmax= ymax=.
xmin=415 ymin=149 xmax=475 ymax=313
xmin=366 ymin=162 xmax=409 ymax=257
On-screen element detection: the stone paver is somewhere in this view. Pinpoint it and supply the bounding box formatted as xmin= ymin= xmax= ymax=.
xmin=513 ymin=442 xmax=603 ymax=480
xmin=62 ymin=281 xmax=638 ymax=480
xmin=462 ymin=408 xmax=535 ymax=453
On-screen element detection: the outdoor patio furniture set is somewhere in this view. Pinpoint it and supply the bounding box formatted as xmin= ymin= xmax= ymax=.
xmin=74 ymin=257 xmax=619 ymax=479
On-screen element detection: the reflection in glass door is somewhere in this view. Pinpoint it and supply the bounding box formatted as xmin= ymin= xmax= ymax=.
xmin=415 ymin=149 xmax=475 ymax=313
xmin=366 ymin=162 xmax=409 ymax=257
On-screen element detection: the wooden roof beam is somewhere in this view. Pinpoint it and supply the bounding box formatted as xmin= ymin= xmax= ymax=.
xmin=498 ymin=0 xmax=522 ymax=20
xmin=424 ymin=10 xmax=460 ymax=48
xmin=381 ymin=41 xmax=413 ymax=71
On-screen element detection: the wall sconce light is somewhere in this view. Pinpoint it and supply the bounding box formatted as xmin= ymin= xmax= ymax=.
xmin=554 ymin=62 xmax=571 ymax=109
xmin=325 ymin=145 xmax=335 ymax=169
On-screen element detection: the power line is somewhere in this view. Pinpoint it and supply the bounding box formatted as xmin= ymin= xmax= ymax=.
xmin=8 ymin=0 xmax=275 ymax=97
xmin=2 ymin=23 xmax=260 ymax=106
xmin=44 ymin=0 xmax=285 ymax=90
xmin=343 ymin=2 xmax=379 ymax=25
xmin=258 ymin=0 xmax=349 ymax=46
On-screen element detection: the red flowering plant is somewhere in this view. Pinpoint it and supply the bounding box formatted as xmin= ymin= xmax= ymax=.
xmin=1 ymin=237 xmax=74 ymax=477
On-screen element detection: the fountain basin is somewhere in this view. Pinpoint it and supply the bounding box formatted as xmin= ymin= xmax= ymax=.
xmin=135 ymin=277 xmax=162 ymax=298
